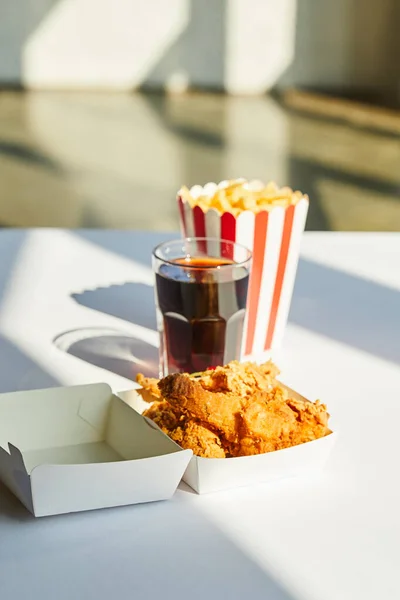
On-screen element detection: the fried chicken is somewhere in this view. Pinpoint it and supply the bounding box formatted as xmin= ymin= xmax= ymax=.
xmin=195 ymin=360 xmax=280 ymax=395
xmin=286 ymin=397 xmax=330 ymax=444
xmin=137 ymin=360 xmax=331 ymax=458
xmin=136 ymin=374 xmax=161 ymax=403
xmin=142 ymin=400 xmax=181 ymax=432
xmin=168 ymin=421 xmax=226 ymax=458
xmin=143 ymin=400 xmax=225 ymax=458
xmin=158 ymin=364 xmax=289 ymax=445
xmin=238 ymin=394 xmax=298 ymax=454
xmin=238 ymin=394 xmax=331 ymax=455
xmin=159 ymin=373 xmax=243 ymax=443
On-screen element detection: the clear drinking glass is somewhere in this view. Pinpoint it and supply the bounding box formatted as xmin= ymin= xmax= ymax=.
xmin=152 ymin=237 xmax=252 ymax=377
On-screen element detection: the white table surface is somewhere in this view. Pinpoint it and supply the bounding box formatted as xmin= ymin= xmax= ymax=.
xmin=0 ymin=230 xmax=399 ymax=600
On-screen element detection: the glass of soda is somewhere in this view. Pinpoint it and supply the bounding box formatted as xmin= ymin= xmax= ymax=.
xmin=153 ymin=237 xmax=252 ymax=376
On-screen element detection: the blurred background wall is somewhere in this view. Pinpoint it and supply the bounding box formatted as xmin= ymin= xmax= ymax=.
xmin=1 ymin=0 xmax=399 ymax=103
xmin=0 ymin=0 xmax=399 ymax=230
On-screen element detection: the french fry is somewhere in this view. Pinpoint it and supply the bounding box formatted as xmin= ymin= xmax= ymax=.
xmin=179 ymin=180 xmax=306 ymax=215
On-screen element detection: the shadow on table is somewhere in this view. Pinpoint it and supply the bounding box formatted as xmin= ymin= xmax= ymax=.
xmin=290 ymin=258 xmax=400 ymax=365
xmin=54 ymin=328 xmax=159 ymax=380
xmin=71 ymin=282 xmax=157 ymax=331
xmin=0 ymin=480 xmax=34 ymax=523
xmin=64 ymin=281 xmax=158 ymax=379
xmin=0 ymin=488 xmax=296 ymax=600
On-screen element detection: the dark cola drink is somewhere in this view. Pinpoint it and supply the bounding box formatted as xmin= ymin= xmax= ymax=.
xmin=155 ymin=256 xmax=250 ymax=375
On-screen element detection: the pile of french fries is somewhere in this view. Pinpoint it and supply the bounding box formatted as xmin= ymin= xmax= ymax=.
xmin=179 ymin=179 xmax=308 ymax=216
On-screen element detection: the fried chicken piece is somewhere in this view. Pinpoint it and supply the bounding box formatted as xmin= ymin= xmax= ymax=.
xmin=286 ymin=398 xmax=331 ymax=444
xmin=136 ymin=373 xmax=161 ymax=403
xmin=143 ymin=400 xmax=225 ymax=458
xmin=159 ymin=374 xmax=244 ymax=443
xmin=238 ymin=394 xmax=331 ymax=456
xmin=239 ymin=396 xmax=299 ymax=455
xmin=138 ymin=360 xmax=278 ymax=401
xmin=143 ymin=400 xmax=181 ymax=433
xmin=198 ymin=360 xmax=280 ymax=396
xmin=169 ymin=421 xmax=226 ymax=458
xmin=158 ymin=368 xmax=288 ymax=444
xmin=141 ymin=360 xmax=331 ymax=459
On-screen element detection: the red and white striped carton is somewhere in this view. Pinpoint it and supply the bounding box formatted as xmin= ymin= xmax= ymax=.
xmin=177 ymin=180 xmax=309 ymax=361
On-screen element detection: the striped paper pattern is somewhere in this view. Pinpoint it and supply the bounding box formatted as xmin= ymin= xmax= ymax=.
xmin=177 ymin=190 xmax=308 ymax=359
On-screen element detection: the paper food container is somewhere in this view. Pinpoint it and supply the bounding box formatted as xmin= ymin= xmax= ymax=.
xmin=177 ymin=180 xmax=309 ymax=361
xmin=0 ymin=383 xmax=192 ymax=517
xmin=119 ymin=385 xmax=336 ymax=495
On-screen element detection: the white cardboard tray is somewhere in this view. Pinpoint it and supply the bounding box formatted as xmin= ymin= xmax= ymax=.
xmin=119 ymin=385 xmax=336 ymax=494
xmin=0 ymin=383 xmax=192 ymax=516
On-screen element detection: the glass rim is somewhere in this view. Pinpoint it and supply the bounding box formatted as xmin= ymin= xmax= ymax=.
xmin=153 ymin=237 xmax=252 ymax=270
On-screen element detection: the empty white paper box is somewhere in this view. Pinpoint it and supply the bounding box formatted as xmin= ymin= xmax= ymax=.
xmin=119 ymin=386 xmax=336 ymax=494
xmin=0 ymin=383 xmax=192 ymax=516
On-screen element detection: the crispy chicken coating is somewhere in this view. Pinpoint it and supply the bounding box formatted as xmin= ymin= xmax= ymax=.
xmin=142 ymin=400 xmax=181 ymax=432
xmin=168 ymin=421 xmax=226 ymax=458
xmin=159 ymin=374 xmax=243 ymax=443
xmin=136 ymin=374 xmax=161 ymax=403
xmin=143 ymin=400 xmax=225 ymax=458
xmin=195 ymin=360 xmax=280 ymax=395
xmin=137 ymin=361 xmax=331 ymax=458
